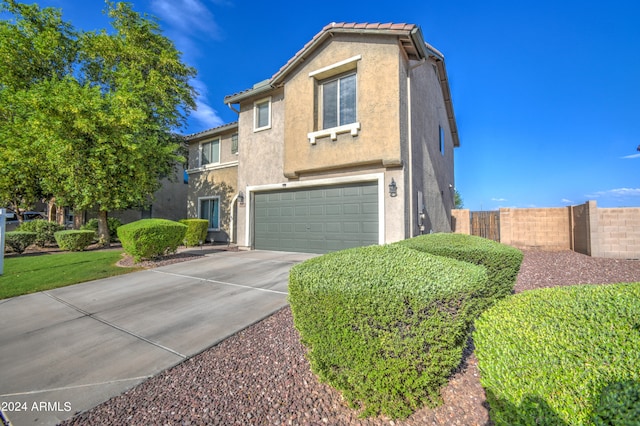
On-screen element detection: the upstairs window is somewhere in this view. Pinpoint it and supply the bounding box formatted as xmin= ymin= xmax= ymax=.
xmin=231 ymin=133 xmax=238 ymax=154
xmin=254 ymin=98 xmax=271 ymax=131
xmin=322 ymin=73 xmax=356 ymax=129
xmin=200 ymin=138 xmax=220 ymax=166
xmin=439 ymin=125 xmax=445 ymax=156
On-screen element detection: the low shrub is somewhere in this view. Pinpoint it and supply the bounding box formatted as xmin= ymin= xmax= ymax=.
xmin=117 ymin=219 xmax=187 ymax=262
xmin=54 ymin=230 xmax=96 ymax=251
xmin=474 ymin=283 xmax=640 ymax=425
xmin=5 ymin=231 xmax=37 ymax=254
xmin=17 ymin=220 xmax=64 ymax=247
xmin=289 ymin=244 xmax=488 ymax=418
xmin=592 ymin=379 xmax=640 ymax=425
xmin=396 ymin=233 xmax=523 ymax=311
xmin=80 ymin=217 xmax=122 ymax=242
xmin=178 ymin=219 xmax=209 ymax=246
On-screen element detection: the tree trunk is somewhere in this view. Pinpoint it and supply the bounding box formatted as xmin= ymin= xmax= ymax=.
xmin=73 ymin=210 xmax=85 ymax=230
xmin=97 ymin=210 xmax=111 ymax=247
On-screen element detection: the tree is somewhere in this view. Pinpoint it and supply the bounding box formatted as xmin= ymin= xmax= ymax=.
xmin=454 ymin=189 xmax=464 ymax=209
xmin=0 ymin=1 xmax=197 ymax=244
xmin=0 ymin=0 xmax=77 ymax=220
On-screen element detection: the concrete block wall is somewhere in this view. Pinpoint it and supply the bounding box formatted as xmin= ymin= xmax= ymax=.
xmin=592 ymin=206 xmax=640 ymax=259
xmin=500 ymin=207 xmax=571 ymax=250
xmin=451 ymin=209 xmax=470 ymax=234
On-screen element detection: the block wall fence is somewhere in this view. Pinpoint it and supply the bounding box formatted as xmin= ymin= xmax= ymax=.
xmin=452 ymin=201 xmax=640 ymax=260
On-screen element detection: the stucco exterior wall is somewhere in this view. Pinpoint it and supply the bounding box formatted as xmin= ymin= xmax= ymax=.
xmin=407 ymin=58 xmax=456 ymax=234
xmin=235 ymin=88 xmax=286 ymax=247
xmin=282 ymin=34 xmax=402 ymax=178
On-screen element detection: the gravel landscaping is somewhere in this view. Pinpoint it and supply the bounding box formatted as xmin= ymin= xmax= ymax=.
xmin=61 ymin=249 xmax=640 ymax=426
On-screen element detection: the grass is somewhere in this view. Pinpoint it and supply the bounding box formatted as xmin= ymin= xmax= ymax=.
xmin=0 ymin=250 xmax=140 ymax=299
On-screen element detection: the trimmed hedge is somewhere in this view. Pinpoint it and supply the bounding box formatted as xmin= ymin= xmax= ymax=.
xmin=80 ymin=217 xmax=122 ymax=242
xmin=179 ymin=219 xmax=209 ymax=246
xmin=117 ymin=219 xmax=187 ymax=262
xmin=396 ymin=233 xmax=523 ymax=310
xmin=54 ymin=230 xmax=96 ymax=251
xmin=17 ymin=220 xmax=64 ymax=247
xmin=5 ymin=231 xmax=37 ymax=254
xmin=289 ymin=244 xmax=488 ymax=418
xmin=474 ymin=283 xmax=640 ymax=425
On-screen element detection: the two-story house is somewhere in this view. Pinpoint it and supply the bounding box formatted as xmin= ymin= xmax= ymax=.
xmin=186 ymin=22 xmax=459 ymax=254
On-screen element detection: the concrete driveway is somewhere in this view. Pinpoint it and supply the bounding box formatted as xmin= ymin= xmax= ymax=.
xmin=0 ymin=249 xmax=316 ymax=426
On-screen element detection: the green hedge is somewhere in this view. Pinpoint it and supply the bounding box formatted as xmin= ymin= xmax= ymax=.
xmin=289 ymin=244 xmax=488 ymax=418
xmin=80 ymin=217 xmax=122 ymax=242
xmin=117 ymin=219 xmax=187 ymax=262
xmin=17 ymin=220 xmax=64 ymax=247
xmin=396 ymin=233 xmax=523 ymax=310
xmin=474 ymin=283 xmax=640 ymax=425
xmin=5 ymin=231 xmax=37 ymax=254
xmin=54 ymin=230 xmax=96 ymax=251
xmin=178 ymin=219 xmax=209 ymax=246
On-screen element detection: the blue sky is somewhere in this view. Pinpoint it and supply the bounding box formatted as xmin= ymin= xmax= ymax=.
xmin=35 ymin=0 xmax=640 ymax=210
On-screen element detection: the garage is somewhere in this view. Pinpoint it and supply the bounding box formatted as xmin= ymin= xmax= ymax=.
xmin=254 ymin=181 xmax=379 ymax=253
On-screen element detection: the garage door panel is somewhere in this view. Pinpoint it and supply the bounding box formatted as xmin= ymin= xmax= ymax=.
xmin=254 ymin=181 xmax=378 ymax=253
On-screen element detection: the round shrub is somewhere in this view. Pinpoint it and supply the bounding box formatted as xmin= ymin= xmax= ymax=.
xmin=54 ymin=230 xmax=96 ymax=251
xmin=17 ymin=220 xmax=64 ymax=247
xmin=396 ymin=233 xmax=523 ymax=310
xmin=592 ymin=380 xmax=640 ymax=425
xmin=289 ymin=244 xmax=488 ymax=418
xmin=474 ymin=283 xmax=640 ymax=425
xmin=80 ymin=217 xmax=122 ymax=242
xmin=178 ymin=219 xmax=209 ymax=246
xmin=5 ymin=231 xmax=37 ymax=254
xmin=117 ymin=219 xmax=187 ymax=262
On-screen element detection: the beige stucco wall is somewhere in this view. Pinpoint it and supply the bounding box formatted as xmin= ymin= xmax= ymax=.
xmin=407 ymin=58 xmax=456 ymax=235
xmin=282 ymin=34 xmax=402 ymax=178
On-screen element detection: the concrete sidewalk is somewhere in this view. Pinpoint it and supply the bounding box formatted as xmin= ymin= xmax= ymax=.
xmin=0 ymin=250 xmax=316 ymax=426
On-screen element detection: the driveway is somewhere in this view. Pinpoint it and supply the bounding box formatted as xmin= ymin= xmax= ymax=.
xmin=0 ymin=249 xmax=316 ymax=426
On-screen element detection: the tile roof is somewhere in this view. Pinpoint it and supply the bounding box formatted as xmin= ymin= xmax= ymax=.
xmin=184 ymin=121 xmax=238 ymax=140
xmin=224 ymin=22 xmax=423 ymax=103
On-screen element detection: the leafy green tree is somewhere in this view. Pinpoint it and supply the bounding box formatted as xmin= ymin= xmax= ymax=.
xmin=0 ymin=0 xmax=77 ymax=219
xmin=0 ymin=1 xmax=196 ymax=245
xmin=454 ymin=189 xmax=464 ymax=209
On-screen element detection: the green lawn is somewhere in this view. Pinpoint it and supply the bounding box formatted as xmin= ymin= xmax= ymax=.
xmin=0 ymin=250 xmax=140 ymax=299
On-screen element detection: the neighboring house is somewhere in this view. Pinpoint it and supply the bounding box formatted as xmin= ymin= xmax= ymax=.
xmin=185 ymin=123 xmax=239 ymax=243
xmin=185 ymin=22 xmax=460 ymax=253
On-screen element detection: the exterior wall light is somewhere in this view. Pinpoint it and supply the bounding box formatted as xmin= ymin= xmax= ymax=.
xmin=388 ymin=178 xmax=397 ymax=197
xmin=237 ymin=191 xmax=245 ymax=205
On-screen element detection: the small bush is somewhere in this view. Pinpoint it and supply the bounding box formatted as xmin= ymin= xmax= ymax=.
xmin=396 ymin=233 xmax=523 ymax=311
xmin=289 ymin=244 xmax=488 ymax=418
xmin=474 ymin=283 xmax=640 ymax=425
xmin=5 ymin=231 xmax=37 ymax=254
xmin=17 ymin=220 xmax=65 ymax=247
xmin=117 ymin=219 xmax=187 ymax=262
xmin=54 ymin=230 xmax=96 ymax=251
xmin=592 ymin=380 xmax=640 ymax=425
xmin=80 ymin=217 xmax=122 ymax=242
xmin=179 ymin=219 xmax=209 ymax=246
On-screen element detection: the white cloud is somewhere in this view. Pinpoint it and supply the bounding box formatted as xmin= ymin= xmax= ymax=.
xmin=561 ymin=198 xmax=573 ymax=204
xmin=150 ymin=0 xmax=221 ymax=39
xmin=491 ymin=197 xmax=507 ymax=202
xmin=189 ymin=79 xmax=224 ymax=128
xmin=586 ymin=188 xmax=640 ymax=198
xmin=622 ymin=153 xmax=640 ymax=159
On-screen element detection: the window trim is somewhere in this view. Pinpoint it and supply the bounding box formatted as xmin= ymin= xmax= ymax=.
xmin=198 ymin=196 xmax=221 ymax=231
xmin=253 ymin=97 xmax=271 ymax=132
xmin=199 ymin=138 xmax=220 ymax=167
